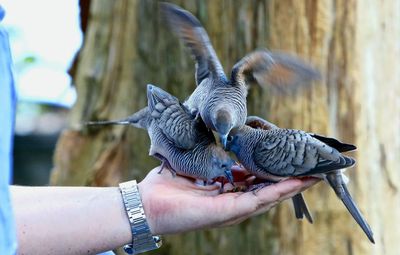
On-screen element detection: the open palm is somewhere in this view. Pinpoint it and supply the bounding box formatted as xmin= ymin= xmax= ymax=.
xmin=138 ymin=166 xmax=319 ymax=235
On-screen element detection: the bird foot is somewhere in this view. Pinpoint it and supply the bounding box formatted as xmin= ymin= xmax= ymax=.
xmin=166 ymin=167 xmax=177 ymax=177
xmin=248 ymin=181 xmax=275 ymax=194
xmin=154 ymin=153 xmax=176 ymax=177
xmin=157 ymin=164 xmax=177 ymax=177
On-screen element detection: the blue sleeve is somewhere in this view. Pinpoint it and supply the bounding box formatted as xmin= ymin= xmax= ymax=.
xmin=0 ymin=5 xmax=18 ymax=255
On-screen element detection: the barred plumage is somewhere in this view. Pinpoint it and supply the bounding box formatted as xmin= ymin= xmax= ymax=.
xmin=162 ymin=3 xmax=320 ymax=147
xmin=150 ymin=125 xmax=230 ymax=181
xmin=87 ymin=84 xmax=234 ymax=182
xmin=147 ymin=84 xmax=212 ymax=150
xmin=226 ymin=119 xmax=374 ymax=243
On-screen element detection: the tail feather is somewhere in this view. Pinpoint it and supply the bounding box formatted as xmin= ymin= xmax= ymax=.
xmin=299 ymin=155 xmax=355 ymax=176
xmin=311 ymin=134 xmax=357 ymax=152
xmin=292 ymin=193 xmax=313 ymax=223
xmin=85 ymin=107 xmax=150 ymax=130
xmin=85 ymin=119 xmax=131 ymax=126
xmin=326 ymin=172 xmax=375 ymax=243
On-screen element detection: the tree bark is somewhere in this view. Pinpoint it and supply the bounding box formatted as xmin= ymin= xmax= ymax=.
xmin=51 ymin=0 xmax=399 ymax=254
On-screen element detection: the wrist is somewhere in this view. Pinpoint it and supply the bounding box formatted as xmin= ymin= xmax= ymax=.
xmin=119 ymin=180 xmax=162 ymax=254
xmin=137 ymin=181 xmax=158 ymax=235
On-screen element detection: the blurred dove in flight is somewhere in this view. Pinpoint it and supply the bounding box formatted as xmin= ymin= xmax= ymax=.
xmin=161 ymin=2 xmax=321 ymax=148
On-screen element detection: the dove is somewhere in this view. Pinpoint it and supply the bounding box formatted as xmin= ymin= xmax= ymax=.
xmin=161 ymin=2 xmax=321 ymax=147
xmin=246 ymin=116 xmax=313 ymax=223
xmin=87 ymin=84 xmax=234 ymax=184
xmin=246 ymin=116 xmax=312 ymax=223
xmin=226 ymin=117 xmax=374 ymax=243
xmin=87 ymin=85 xmax=210 ymax=150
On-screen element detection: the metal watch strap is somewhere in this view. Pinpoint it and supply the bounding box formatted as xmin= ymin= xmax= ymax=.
xmin=119 ymin=180 xmax=162 ymax=254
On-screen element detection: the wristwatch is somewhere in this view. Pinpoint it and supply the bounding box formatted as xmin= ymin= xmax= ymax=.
xmin=119 ymin=180 xmax=162 ymax=254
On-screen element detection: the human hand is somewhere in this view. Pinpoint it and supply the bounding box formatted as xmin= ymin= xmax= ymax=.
xmin=138 ymin=166 xmax=319 ymax=235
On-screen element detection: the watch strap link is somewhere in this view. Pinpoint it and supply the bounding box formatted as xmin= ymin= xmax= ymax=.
xmin=119 ymin=180 xmax=162 ymax=254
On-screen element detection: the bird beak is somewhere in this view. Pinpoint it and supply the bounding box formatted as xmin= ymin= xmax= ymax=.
xmin=220 ymin=134 xmax=228 ymax=149
xmin=224 ymin=170 xmax=234 ymax=185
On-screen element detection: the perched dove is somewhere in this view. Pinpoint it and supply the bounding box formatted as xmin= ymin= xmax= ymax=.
xmin=226 ymin=116 xmax=374 ymax=243
xmin=246 ymin=115 xmax=312 ymax=223
xmin=161 ymin=2 xmax=320 ymax=147
xmin=87 ymin=84 xmax=234 ymax=183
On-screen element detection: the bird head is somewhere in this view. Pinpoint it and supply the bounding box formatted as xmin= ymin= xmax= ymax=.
xmin=146 ymin=84 xmax=178 ymax=111
xmin=210 ymin=147 xmax=235 ymax=185
xmin=224 ymin=127 xmax=242 ymax=153
xmin=212 ymin=108 xmax=234 ymax=149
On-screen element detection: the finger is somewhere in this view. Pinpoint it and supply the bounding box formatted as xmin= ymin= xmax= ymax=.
xmin=248 ymin=178 xmax=320 ymax=217
xmin=245 ymin=175 xmax=257 ymax=185
xmin=257 ymin=177 xmax=319 ymax=203
xmin=229 ymin=178 xmax=319 ymax=219
xmin=201 ymin=178 xmax=319 ymax=228
xmin=193 ymin=180 xmax=221 ymax=192
xmin=206 ymin=182 xmax=294 ymax=226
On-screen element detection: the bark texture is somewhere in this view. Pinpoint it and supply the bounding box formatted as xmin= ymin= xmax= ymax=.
xmin=51 ymin=0 xmax=400 ymax=254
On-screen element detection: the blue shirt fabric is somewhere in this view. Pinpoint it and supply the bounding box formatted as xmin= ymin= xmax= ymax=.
xmin=0 ymin=5 xmax=17 ymax=255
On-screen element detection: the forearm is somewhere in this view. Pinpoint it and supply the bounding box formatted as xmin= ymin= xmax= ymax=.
xmin=9 ymin=168 xmax=319 ymax=254
xmin=10 ymin=186 xmax=131 ymax=255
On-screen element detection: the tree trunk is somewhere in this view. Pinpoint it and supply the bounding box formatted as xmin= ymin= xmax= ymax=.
xmin=51 ymin=0 xmax=399 ymax=254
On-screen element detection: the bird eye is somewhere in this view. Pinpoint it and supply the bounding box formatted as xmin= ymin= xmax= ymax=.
xmin=227 ymin=136 xmax=233 ymax=142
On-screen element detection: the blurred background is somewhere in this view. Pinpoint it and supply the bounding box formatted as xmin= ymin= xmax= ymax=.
xmin=3 ymin=0 xmax=400 ymax=254
xmin=2 ymin=0 xmax=81 ymax=185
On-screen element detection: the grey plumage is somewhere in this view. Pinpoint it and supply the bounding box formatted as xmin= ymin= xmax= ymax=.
xmin=86 ymin=106 xmax=151 ymax=129
xmin=146 ymin=84 xmax=235 ymax=182
xmin=87 ymin=85 xmax=210 ymax=150
xmin=226 ymin=120 xmax=374 ymax=243
xmin=87 ymin=84 xmax=234 ymax=183
xmin=146 ymin=84 xmax=212 ymax=149
xmin=246 ymin=115 xmax=312 ymax=223
xmin=161 ymin=3 xmax=320 ymax=147
xmin=148 ymin=123 xmax=234 ymax=182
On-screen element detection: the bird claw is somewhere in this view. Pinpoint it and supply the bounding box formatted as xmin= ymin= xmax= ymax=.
xmin=155 ymin=154 xmax=176 ymax=177
xmin=157 ymin=159 xmax=168 ymax=174
xmin=158 ymin=164 xmax=177 ymax=177
xmin=248 ymin=181 xmax=275 ymax=194
xmin=169 ymin=168 xmax=177 ymax=177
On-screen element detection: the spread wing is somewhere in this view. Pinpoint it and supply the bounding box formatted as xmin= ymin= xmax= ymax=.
xmin=161 ymin=2 xmax=226 ymax=85
xmin=231 ymin=49 xmax=321 ymax=93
